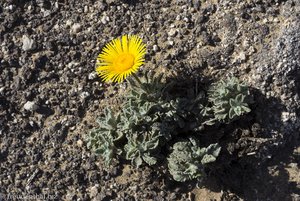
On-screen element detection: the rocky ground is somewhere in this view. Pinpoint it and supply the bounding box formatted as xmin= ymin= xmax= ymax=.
xmin=0 ymin=0 xmax=299 ymax=200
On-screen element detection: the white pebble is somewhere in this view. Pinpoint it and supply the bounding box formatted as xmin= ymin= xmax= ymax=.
xmin=71 ymin=23 xmax=82 ymax=33
xmin=23 ymin=101 xmax=38 ymax=111
xmin=168 ymin=28 xmax=177 ymax=37
xmin=84 ymin=5 xmax=89 ymax=13
xmin=153 ymin=45 xmax=159 ymax=52
xmin=22 ymin=35 xmax=36 ymax=52
xmin=88 ymin=72 xmax=97 ymax=80
xmin=66 ymin=20 xmax=72 ymax=27
xmin=80 ymin=92 xmax=90 ymax=100
xmin=168 ymin=40 xmax=174 ymax=46
xmin=0 ymin=87 xmax=5 ymax=94
xmin=77 ymin=140 xmax=83 ymax=147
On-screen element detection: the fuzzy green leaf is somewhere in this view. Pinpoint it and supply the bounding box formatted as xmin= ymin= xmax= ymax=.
xmin=207 ymin=77 xmax=251 ymax=123
xmin=168 ymin=140 xmax=221 ymax=182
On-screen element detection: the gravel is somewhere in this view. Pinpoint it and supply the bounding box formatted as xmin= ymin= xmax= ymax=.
xmin=0 ymin=0 xmax=299 ymax=200
xmin=22 ymin=35 xmax=36 ymax=52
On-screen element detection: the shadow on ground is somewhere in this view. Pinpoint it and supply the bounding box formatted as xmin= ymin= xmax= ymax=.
xmin=205 ymin=88 xmax=299 ymax=201
xmin=157 ymin=81 xmax=300 ymax=201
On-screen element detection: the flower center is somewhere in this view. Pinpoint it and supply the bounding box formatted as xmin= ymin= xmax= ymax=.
xmin=114 ymin=53 xmax=135 ymax=72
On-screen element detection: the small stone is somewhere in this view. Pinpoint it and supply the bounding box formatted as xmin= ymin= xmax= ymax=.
xmin=80 ymin=92 xmax=90 ymax=100
xmin=168 ymin=28 xmax=177 ymax=37
xmin=66 ymin=20 xmax=72 ymax=27
xmin=239 ymin=51 xmax=246 ymax=61
xmin=101 ymin=16 xmax=107 ymax=24
xmin=130 ymin=185 xmax=138 ymax=192
xmin=88 ymin=72 xmax=97 ymax=80
xmin=101 ymin=15 xmax=110 ymax=24
xmin=53 ymin=24 xmax=60 ymax=30
xmin=23 ymin=101 xmax=38 ymax=111
xmin=248 ymin=46 xmax=256 ymax=55
xmin=152 ymin=45 xmax=159 ymax=52
xmin=170 ymin=193 xmax=177 ymax=200
xmin=65 ymin=191 xmax=76 ymax=200
xmin=145 ymin=14 xmax=151 ymax=19
xmin=22 ymin=35 xmax=36 ymax=51
xmin=160 ymin=191 xmax=166 ymax=197
xmin=281 ymin=112 xmax=296 ymax=122
xmin=29 ymin=121 xmax=35 ymax=127
xmin=77 ymin=140 xmax=83 ymax=147
xmin=84 ymin=5 xmax=89 ymax=13
xmin=106 ymin=0 xmax=116 ymax=4
xmin=5 ymin=5 xmax=16 ymax=11
xmin=263 ymin=18 xmax=268 ymax=23
xmin=90 ymin=185 xmax=99 ymax=198
xmin=0 ymin=87 xmax=5 ymax=94
xmin=290 ymin=163 xmax=298 ymax=168
xmin=71 ymin=23 xmax=82 ymax=33
xmin=67 ymin=61 xmax=79 ymax=69
xmin=183 ymin=17 xmax=189 ymax=22
xmin=42 ymin=8 xmax=51 ymax=17
xmin=168 ymin=40 xmax=174 ymax=46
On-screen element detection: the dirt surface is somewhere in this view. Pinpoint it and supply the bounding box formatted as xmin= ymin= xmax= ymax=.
xmin=0 ymin=0 xmax=300 ymax=200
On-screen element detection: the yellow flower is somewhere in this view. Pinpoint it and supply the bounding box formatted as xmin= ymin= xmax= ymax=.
xmin=96 ymin=35 xmax=146 ymax=83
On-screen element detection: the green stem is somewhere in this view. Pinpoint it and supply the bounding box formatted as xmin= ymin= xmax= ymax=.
xmin=131 ymin=73 xmax=142 ymax=86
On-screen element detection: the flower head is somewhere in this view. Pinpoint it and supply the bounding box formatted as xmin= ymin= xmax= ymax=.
xmin=96 ymin=35 xmax=146 ymax=83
